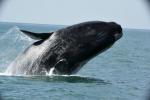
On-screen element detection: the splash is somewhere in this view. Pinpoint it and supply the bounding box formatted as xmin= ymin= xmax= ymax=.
xmin=3 ymin=30 xmax=57 ymax=76
xmin=0 ymin=27 xmax=31 ymax=75
xmin=0 ymin=27 xmax=36 ymax=76
xmin=5 ymin=44 xmax=46 ymax=75
xmin=46 ymin=67 xmax=55 ymax=76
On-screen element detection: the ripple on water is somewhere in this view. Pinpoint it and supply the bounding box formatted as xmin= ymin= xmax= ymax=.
xmin=25 ymin=75 xmax=111 ymax=84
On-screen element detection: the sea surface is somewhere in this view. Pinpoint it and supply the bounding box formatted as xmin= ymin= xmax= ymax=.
xmin=0 ymin=22 xmax=150 ymax=100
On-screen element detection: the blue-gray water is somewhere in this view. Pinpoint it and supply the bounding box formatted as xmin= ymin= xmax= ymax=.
xmin=0 ymin=22 xmax=150 ymax=100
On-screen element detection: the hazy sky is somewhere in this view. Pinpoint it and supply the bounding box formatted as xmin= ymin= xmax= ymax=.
xmin=0 ymin=0 xmax=150 ymax=29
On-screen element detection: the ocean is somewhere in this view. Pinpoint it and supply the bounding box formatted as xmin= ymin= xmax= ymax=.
xmin=0 ymin=22 xmax=150 ymax=100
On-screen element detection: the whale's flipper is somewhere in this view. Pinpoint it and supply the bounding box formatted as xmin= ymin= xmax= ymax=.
xmin=20 ymin=30 xmax=53 ymax=40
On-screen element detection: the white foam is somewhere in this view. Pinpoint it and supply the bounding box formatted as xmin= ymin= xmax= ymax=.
xmin=0 ymin=72 xmax=13 ymax=76
xmin=4 ymin=33 xmax=57 ymax=76
xmin=46 ymin=67 xmax=55 ymax=76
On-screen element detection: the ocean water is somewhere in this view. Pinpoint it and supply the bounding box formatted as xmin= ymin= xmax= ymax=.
xmin=0 ymin=22 xmax=150 ymax=100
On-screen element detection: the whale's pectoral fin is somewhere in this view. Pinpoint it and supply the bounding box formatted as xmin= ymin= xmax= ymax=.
xmin=20 ymin=30 xmax=53 ymax=40
xmin=53 ymin=59 xmax=68 ymax=74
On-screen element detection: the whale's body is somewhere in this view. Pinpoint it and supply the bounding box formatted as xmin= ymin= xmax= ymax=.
xmin=6 ymin=21 xmax=123 ymax=75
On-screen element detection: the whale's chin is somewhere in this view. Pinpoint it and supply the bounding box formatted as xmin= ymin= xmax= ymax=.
xmin=114 ymin=33 xmax=123 ymax=41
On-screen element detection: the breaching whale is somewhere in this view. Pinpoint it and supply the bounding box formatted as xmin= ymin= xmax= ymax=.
xmin=6 ymin=21 xmax=123 ymax=75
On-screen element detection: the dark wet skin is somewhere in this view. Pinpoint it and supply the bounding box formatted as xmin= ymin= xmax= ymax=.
xmin=21 ymin=21 xmax=123 ymax=75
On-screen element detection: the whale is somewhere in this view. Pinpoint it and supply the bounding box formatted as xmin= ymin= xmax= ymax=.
xmin=5 ymin=21 xmax=123 ymax=75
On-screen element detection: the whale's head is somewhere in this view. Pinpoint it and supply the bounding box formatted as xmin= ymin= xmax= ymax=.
xmin=63 ymin=21 xmax=123 ymax=57
xmin=52 ymin=21 xmax=123 ymax=74
xmin=74 ymin=21 xmax=122 ymax=45
xmin=80 ymin=21 xmax=123 ymax=53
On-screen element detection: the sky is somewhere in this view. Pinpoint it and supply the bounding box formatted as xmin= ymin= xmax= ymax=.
xmin=0 ymin=0 xmax=150 ymax=29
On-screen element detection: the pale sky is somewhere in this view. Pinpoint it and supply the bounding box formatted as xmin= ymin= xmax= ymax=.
xmin=0 ymin=0 xmax=150 ymax=29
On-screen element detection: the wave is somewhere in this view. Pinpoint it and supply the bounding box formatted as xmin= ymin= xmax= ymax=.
xmin=0 ymin=72 xmax=110 ymax=84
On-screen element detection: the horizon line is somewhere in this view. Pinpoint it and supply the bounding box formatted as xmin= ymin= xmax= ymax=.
xmin=0 ymin=21 xmax=150 ymax=30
